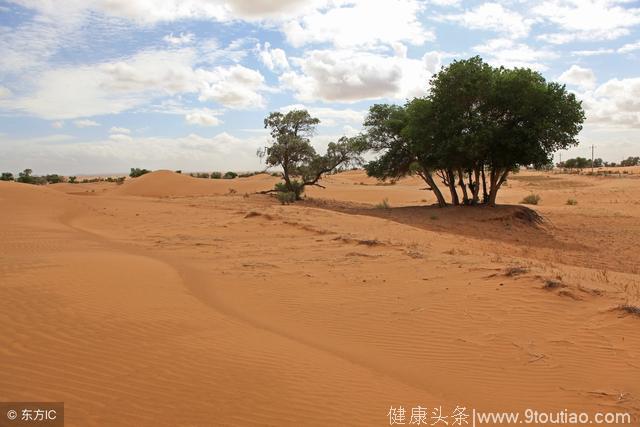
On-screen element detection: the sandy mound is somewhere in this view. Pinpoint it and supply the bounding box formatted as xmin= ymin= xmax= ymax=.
xmin=113 ymin=170 xmax=279 ymax=197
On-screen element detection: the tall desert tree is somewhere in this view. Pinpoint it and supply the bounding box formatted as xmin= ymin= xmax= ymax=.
xmin=260 ymin=109 xmax=365 ymax=200
xmin=363 ymin=56 xmax=585 ymax=207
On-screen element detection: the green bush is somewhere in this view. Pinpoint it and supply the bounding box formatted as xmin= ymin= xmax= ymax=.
xmin=1 ymin=172 xmax=14 ymax=181
xmin=276 ymin=191 xmax=296 ymax=205
xmin=210 ymin=172 xmax=222 ymax=179
xmin=275 ymin=180 xmax=304 ymax=200
xmin=130 ymin=168 xmax=151 ymax=178
xmin=521 ymin=194 xmax=541 ymax=205
xmin=223 ymin=171 xmax=238 ymax=179
xmin=566 ymin=198 xmax=578 ymax=205
xmin=45 ymin=174 xmax=64 ymax=184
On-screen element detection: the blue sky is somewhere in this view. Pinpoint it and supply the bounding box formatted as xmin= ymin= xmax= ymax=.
xmin=0 ymin=0 xmax=639 ymax=174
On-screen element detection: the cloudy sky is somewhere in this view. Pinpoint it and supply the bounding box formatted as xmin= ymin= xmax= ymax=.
xmin=0 ymin=0 xmax=639 ymax=174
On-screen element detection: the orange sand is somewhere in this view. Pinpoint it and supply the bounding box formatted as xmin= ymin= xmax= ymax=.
xmin=1 ymin=169 xmax=639 ymax=426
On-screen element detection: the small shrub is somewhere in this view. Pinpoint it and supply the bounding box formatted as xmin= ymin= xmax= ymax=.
xmin=618 ymin=304 xmax=640 ymax=316
xmin=270 ymin=171 xmax=282 ymax=177
xmin=116 ymin=177 xmax=125 ymax=185
xmin=130 ymin=168 xmax=150 ymax=178
xmin=375 ymin=198 xmax=391 ymax=209
xmin=275 ymin=180 xmax=304 ymax=199
xmin=276 ymin=191 xmax=296 ymax=205
xmin=543 ymin=279 xmax=565 ymax=290
xmin=566 ymin=198 xmax=578 ymax=205
xmin=68 ymin=176 xmax=77 ymax=183
xmin=228 ymin=188 xmax=237 ymax=194
xmin=521 ymin=193 xmax=541 ymax=205
xmin=211 ymin=172 xmax=222 ymax=179
xmin=223 ymin=171 xmax=238 ymax=179
xmin=505 ymin=266 xmax=528 ymax=277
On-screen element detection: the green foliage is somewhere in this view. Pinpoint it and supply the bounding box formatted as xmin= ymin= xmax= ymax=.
xmin=620 ymin=156 xmax=640 ymax=167
xmin=223 ymin=171 xmax=238 ymax=179
xmin=276 ymin=191 xmax=296 ymax=205
xmin=260 ymin=109 xmax=365 ymax=201
xmin=45 ymin=174 xmax=64 ymax=184
xmin=130 ymin=168 xmax=150 ymax=178
xmin=363 ymin=56 xmax=585 ymax=207
xmin=275 ymin=180 xmax=304 ymax=199
xmin=560 ymin=157 xmax=590 ymax=169
xmin=521 ymin=194 xmax=541 ymax=205
xmin=1 ymin=172 xmax=14 ymax=181
xmin=68 ymin=176 xmax=77 ymax=183
xmin=210 ymin=172 xmax=222 ymax=179
xmin=566 ymin=198 xmax=578 ymax=205
xmin=191 ymin=172 xmax=210 ymax=179
xmin=175 ymin=170 xmax=182 ymax=174
xmin=17 ymin=168 xmax=35 ymax=184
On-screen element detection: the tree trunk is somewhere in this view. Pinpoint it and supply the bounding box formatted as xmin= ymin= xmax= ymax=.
xmin=419 ymin=169 xmax=447 ymax=207
xmin=481 ymin=167 xmax=488 ymax=204
xmin=446 ymin=168 xmax=459 ymax=205
xmin=471 ymin=168 xmax=480 ymax=204
xmin=457 ymin=168 xmax=469 ymax=205
xmin=488 ymin=168 xmax=509 ymax=206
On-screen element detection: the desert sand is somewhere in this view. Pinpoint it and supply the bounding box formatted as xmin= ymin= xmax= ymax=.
xmin=1 ymin=169 xmax=639 ymax=426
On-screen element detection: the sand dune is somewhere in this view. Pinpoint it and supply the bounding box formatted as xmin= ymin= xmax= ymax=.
xmin=1 ymin=170 xmax=639 ymax=426
xmin=112 ymin=170 xmax=279 ymax=198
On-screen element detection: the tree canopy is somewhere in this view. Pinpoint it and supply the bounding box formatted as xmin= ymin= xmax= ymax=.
xmin=260 ymin=109 xmax=366 ymax=200
xmin=364 ymin=56 xmax=585 ymax=206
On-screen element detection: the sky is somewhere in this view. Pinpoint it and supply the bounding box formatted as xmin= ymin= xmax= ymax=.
xmin=0 ymin=0 xmax=639 ymax=175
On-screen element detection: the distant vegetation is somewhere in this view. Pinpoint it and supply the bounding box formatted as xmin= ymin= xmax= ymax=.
xmin=130 ymin=168 xmax=151 ymax=178
xmin=362 ymin=56 xmax=585 ymax=207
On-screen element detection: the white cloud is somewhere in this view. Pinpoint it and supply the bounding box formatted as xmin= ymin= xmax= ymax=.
xmin=571 ymin=48 xmax=615 ymax=57
xmin=12 ymin=48 xmax=267 ymax=119
xmin=619 ymin=40 xmax=640 ymax=54
xmin=473 ymin=38 xmax=557 ymax=71
xmin=282 ymin=0 xmax=432 ymax=48
xmin=281 ymin=49 xmax=434 ymax=103
xmin=256 ymin=42 xmax=289 ymax=71
xmin=51 ymin=121 xmax=64 ymax=129
xmin=185 ymin=109 xmax=223 ymax=126
xmin=534 ymin=0 xmax=640 ymax=44
xmin=109 ymin=133 xmax=133 ymax=142
xmin=198 ymin=64 xmax=266 ymax=109
xmin=74 ymin=119 xmax=100 ymax=128
xmin=110 ymin=126 xmax=131 ymax=134
xmin=579 ymin=77 xmax=640 ymax=128
xmin=440 ymin=2 xmax=534 ymax=38
xmin=279 ymin=104 xmax=365 ymax=126
xmin=558 ymin=65 xmax=597 ymax=89
xmin=163 ymin=32 xmax=195 ymax=45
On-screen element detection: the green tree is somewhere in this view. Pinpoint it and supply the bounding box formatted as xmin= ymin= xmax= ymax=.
xmin=17 ymin=169 xmax=35 ymax=184
xmin=260 ymin=110 xmax=365 ymax=200
xmin=363 ymin=56 xmax=585 ymax=206
xmin=1 ymin=172 xmax=14 ymax=181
